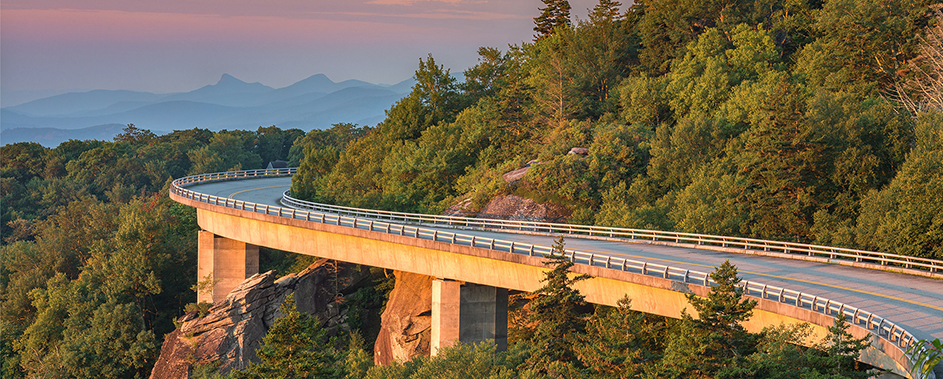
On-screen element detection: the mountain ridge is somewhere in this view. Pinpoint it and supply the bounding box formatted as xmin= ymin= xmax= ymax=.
xmin=1 ymin=74 xmax=417 ymax=146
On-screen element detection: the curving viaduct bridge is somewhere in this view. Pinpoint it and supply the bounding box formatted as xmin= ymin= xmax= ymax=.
xmin=169 ymin=169 xmax=943 ymax=378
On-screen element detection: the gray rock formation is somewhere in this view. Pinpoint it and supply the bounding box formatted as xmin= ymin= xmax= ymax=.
xmin=149 ymin=259 xmax=369 ymax=379
xmin=502 ymin=166 xmax=530 ymax=183
xmin=373 ymin=271 xmax=434 ymax=365
xmin=567 ymin=147 xmax=589 ymax=155
xmin=477 ymin=194 xmax=570 ymax=223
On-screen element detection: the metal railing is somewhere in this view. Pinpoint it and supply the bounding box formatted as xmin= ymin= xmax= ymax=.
xmin=280 ymin=192 xmax=943 ymax=277
xmin=170 ymin=168 xmax=929 ymax=375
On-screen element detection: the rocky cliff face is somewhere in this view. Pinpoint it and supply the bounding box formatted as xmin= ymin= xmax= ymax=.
xmin=373 ymin=271 xmax=434 ymax=365
xmin=149 ymin=259 xmax=369 ymax=379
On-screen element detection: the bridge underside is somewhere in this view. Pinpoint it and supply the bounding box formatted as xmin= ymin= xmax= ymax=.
xmin=190 ymin=204 xmax=910 ymax=377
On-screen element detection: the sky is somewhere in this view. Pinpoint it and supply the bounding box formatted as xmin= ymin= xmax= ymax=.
xmin=1 ymin=0 xmax=609 ymax=98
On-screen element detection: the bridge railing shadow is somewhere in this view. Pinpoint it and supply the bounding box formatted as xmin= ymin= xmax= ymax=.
xmin=171 ymin=168 xmax=935 ymax=377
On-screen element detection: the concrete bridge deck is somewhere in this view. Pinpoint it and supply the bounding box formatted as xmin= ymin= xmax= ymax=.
xmin=171 ymin=172 xmax=943 ymax=377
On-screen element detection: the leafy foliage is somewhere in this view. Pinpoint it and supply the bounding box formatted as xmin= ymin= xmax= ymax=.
xmin=0 ymin=125 xmax=303 ymax=377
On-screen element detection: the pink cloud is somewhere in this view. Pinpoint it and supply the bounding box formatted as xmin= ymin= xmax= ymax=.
xmin=0 ymin=8 xmax=436 ymax=44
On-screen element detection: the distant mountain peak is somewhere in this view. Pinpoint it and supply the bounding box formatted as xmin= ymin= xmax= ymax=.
xmin=295 ymin=74 xmax=335 ymax=86
xmin=217 ymin=74 xmax=246 ymax=85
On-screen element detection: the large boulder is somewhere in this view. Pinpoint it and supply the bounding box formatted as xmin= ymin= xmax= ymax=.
xmin=373 ymin=271 xmax=434 ymax=365
xmin=478 ymin=194 xmax=570 ymax=223
xmin=567 ymin=147 xmax=589 ymax=155
xmin=501 ymin=166 xmax=530 ymax=183
xmin=149 ymin=259 xmax=369 ymax=379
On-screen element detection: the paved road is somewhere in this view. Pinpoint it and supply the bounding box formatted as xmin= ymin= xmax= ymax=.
xmin=189 ymin=176 xmax=943 ymax=342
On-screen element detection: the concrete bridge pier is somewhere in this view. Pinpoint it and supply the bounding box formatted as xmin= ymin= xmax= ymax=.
xmin=431 ymin=279 xmax=509 ymax=355
xmin=197 ymin=231 xmax=259 ymax=304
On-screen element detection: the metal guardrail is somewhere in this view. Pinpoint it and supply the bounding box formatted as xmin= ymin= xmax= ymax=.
xmin=170 ymin=168 xmax=929 ymax=375
xmin=280 ymin=192 xmax=943 ymax=277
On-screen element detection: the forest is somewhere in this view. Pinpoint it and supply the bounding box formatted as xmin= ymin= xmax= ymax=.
xmin=1 ymin=0 xmax=941 ymax=377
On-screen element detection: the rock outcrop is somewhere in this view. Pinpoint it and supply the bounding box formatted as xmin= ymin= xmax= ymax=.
xmin=373 ymin=271 xmax=434 ymax=365
xmin=567 ymin=147 xmax=589 ymax=155
xmin=442 ymin=193 xmax=570 ymax=223
xmin=375 ymin=164 xmax=570 ymax=366
xmin=149 ymin=259 xmax=369 ymax=379
xmin=502 ymin=166 xmax=530 ymax=183
xmin=477 ymin=194 xmax=570 ymax=223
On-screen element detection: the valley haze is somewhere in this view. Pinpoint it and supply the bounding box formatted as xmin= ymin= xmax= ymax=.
xmin=1 ymin=73 xmax=416 ymax=147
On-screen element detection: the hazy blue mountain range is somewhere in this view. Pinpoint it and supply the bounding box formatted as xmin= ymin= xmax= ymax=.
xmin=1 ymin=74 xmax=415 ymax=147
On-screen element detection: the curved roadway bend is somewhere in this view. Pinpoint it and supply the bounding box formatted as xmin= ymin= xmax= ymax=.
xmin=190 ymin=176 xmax=943 ymax=343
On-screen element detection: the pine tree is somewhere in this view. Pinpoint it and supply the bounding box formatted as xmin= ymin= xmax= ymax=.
xmin=660 ymin=260 xmax=758 ymax=377
xmin=576 ymin=296 xmax=666 ymax=377
xmin=687 ymin=260 xmax=756 ymax=334
xmin=589 ymin=0 xmax=623 ymax=23
xmin=534 ymin=0 xmax=572 ymax=40
xmin=522 ymin=236 xmax=592 ymax=373
xmin=804 ymin=314 xmax=874 ymax=379
xmin=231 ymin=293 xmax=341 ymax=379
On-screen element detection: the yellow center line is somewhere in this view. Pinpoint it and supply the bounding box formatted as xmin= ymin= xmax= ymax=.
xmin=576 ymin=247 xmax=943 ymax=312
xmin=227 ymin=185 xmax=290 ymax=199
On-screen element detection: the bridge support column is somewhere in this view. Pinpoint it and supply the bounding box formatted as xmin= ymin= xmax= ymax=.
xmin=431 ymin=279 xmax=508 ymax=355
xmin=197 ymin=231 xmax=259 ymax=304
